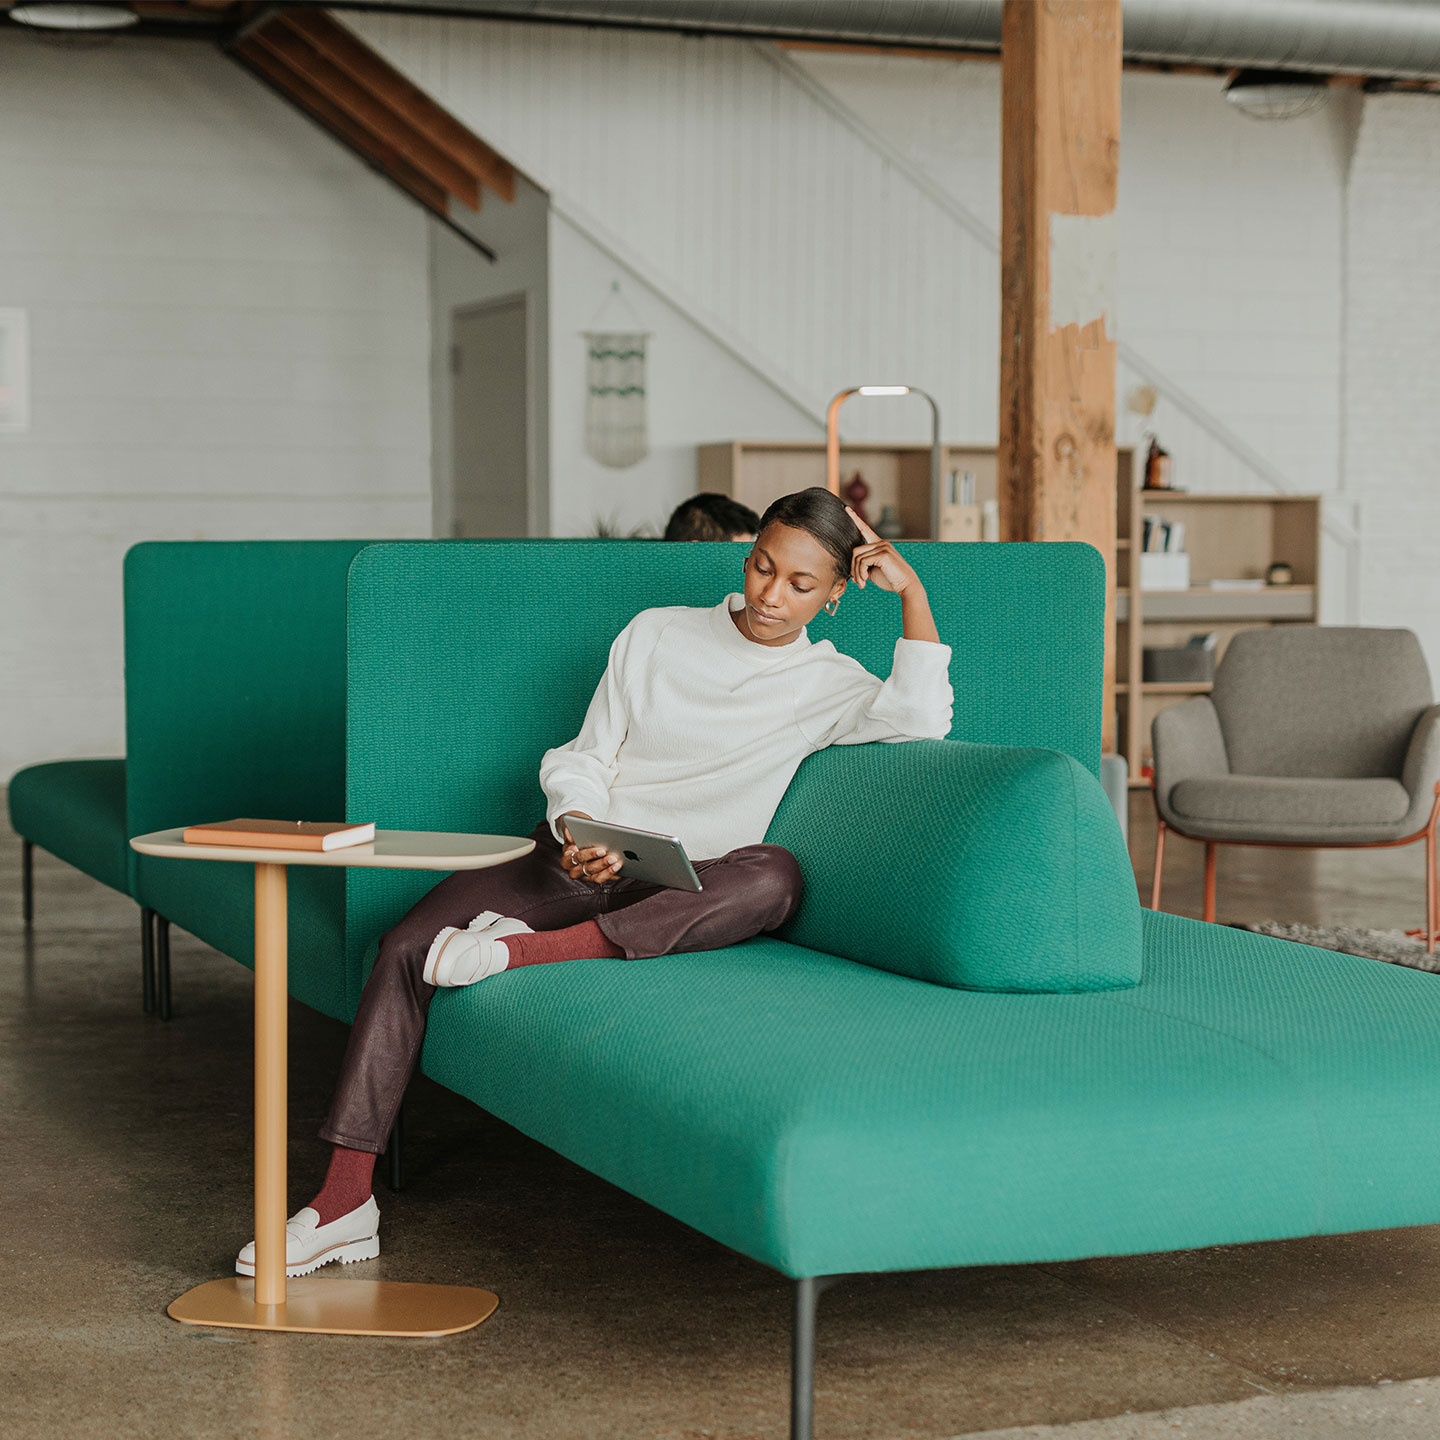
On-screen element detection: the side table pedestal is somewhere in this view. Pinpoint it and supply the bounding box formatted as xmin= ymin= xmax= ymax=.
xmin=130 ymin=826 xmax=534 ymax=1340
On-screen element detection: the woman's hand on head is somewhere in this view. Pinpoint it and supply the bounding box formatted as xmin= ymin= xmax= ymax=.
xmin=844 ymin=506 xmax=920 ymax=595
xmin=559 ymin=813 xmax=624 ymax=885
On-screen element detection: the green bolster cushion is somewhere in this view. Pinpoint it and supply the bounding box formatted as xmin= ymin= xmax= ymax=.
xmin=766 ymin=740 xmax=1142 ymax=992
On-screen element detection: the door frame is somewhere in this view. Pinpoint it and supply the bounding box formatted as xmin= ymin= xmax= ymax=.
xmin=448 ymin=290 xmax=534 ymax=539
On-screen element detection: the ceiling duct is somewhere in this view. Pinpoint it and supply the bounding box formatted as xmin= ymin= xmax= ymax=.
xmin=338 ymin=0 xmax=1440 ymax=82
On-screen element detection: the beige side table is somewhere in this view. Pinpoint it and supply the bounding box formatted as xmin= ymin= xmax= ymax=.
xmin=129 ymin=826 xmax=535 ymax=1338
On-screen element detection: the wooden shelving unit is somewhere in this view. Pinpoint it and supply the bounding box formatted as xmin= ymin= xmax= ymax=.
xmin=697 ymin=440 xmax=1001 ymax=538
xmin=1116 ymin=487 xmax=1321 ymax=786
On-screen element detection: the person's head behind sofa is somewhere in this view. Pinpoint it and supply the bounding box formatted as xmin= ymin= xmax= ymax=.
xmin=663 ymin=492 xmax=760 ymax=543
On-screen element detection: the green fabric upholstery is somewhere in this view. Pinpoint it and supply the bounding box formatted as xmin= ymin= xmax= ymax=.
xmin=343 ymin=538 xmax=1104 ymax=1016
xmin=767 ymin=741 xmax=1142 ymax=991
xmin=415 ymin=909 xmax=1440 ymax=1278
xmin=124 ymin=541 xmax=368 ymax=1022
xmin=8 ymin=758 xmax=130 ymax=896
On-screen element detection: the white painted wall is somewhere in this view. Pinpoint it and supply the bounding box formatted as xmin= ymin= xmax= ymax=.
xmin=0 ymin=32 xmax=432 ymax=779
xmin=343 ymin=12 xmax=1001 ymax=446
xmin=429 ymin=174 xmax=550 ymax=538
xmin=1345 ymin=94 xmax=1440 ymax=684
xmin=347 ymin=14 xmax=1349 ymax=479
xmin=547 ymin=212 xmax=819 ymax=537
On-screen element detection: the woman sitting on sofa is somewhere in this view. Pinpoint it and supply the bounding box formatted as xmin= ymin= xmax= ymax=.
xmin=237 ymin=486 xmax=954 ymax=1278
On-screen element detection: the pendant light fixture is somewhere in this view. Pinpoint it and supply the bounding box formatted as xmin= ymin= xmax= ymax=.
xmin=1224 ymin=69 xmax=1329 ymax=122
xmin=9 ymin=4 xmax=139 ymax=29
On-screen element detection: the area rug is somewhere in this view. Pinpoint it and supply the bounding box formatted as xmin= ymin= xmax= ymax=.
xmin=1239 ymin=922 xmax=1440 ymax=975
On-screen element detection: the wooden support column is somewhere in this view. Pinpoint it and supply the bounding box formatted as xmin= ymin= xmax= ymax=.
xmin=998 ymin=0 xmax=1121 ymax=752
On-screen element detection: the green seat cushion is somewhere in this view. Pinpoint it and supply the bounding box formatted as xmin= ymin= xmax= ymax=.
xmin=8 ymin=759 xmax=130 ymax=896
xmin=416 ymin=911 xmax=1440 ymax=1279
xmin=767 ymin=741 xmax=1142 ymax=991
xmin=138 ymin=862 xmax=347 ymax=1022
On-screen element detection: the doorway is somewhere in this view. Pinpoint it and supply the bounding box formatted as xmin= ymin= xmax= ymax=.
xmin=450 ymin=294 xmax=529 ymax=537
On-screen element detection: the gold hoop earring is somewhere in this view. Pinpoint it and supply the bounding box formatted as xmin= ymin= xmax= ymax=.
xmin=824 ymin=598 xmax=840 ymax=617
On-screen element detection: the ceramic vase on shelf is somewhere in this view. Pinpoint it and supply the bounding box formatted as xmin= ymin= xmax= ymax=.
xmin=1143 ymin=435 xmax=1174 ymax=491
xmin=842 ymin=472 xmax=871 ymax=527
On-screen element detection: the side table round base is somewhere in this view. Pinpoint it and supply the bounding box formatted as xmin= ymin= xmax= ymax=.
xmin=168 ymin=1277 xmax=499 ymax=1337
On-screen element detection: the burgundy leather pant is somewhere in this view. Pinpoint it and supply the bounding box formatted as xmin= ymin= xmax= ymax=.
xmin=320 ymin=821 xmax=803 ymax=1153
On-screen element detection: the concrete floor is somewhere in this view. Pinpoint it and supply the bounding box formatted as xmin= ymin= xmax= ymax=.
xmin=4 ymin=793 xmax=1440 ymax=1440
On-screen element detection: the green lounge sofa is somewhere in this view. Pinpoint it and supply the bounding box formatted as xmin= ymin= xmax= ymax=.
xmin=9 ymin=757 xmax=130 ymax=927
xmin=11 ymin=542 xmax=370 ymax=1020
xmin=8 ymin=757 xmax=152 ymax=1006
xmin=341 ymin=539 xmax=1440 ymax=1439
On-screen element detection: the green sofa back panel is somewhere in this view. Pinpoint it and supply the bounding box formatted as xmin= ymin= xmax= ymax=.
xmin=124 ymin=540 xmax=367 ymax=1022
xmin=136 ymin=863 xmax=346 ymax=1021
xmin=767 ymin=741 xmax=1142 ymax=991
xmin=344 ymin=540 xmax=1103 ymax=1014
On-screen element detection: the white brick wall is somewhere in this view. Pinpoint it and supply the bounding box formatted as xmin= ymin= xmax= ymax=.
xmin=0 ymin=32 xmax=433 ymax=779
xmin=1345 ymin=95 xmax=1440 ymax=683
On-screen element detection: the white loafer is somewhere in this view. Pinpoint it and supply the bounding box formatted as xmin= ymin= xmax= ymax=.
xmin=423 ymin=917 xmax=532 ymax=987
xmin=236 ymin=1196 xmax=381 ymax=1278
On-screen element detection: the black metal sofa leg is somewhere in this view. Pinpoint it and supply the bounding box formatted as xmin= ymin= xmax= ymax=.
xmin=141 ymin=907 xmax=156 ymax=1014
xmin=155 ymin=916 xmax=172 ymax=1021
xmin=22 ymin=839 xmax=34 ymax=930
xmin=792 ymin=1276 xmax=841 ymax=1440
xmin=385 ymin=1100 xmax=405 ymax=1192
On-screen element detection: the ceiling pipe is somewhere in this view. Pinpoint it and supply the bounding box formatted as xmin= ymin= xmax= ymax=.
xmin=337 ymin=0 xmax=1440 ymax=82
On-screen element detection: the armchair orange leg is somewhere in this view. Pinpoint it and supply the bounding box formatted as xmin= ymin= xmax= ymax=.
xmin=1151 ymin=820 xmax=1167 ymax=911
xmin=1203 ymin=843 xmax=1218 ymax=923
xmin=1427 ymin=823 xmax=1437 ymax=956
xmin=1406 ymin=782 xmax=1439 ymax=953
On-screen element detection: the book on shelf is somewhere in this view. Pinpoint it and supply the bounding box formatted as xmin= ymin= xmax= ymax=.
xmin=181 ymin=819 xmax=376 ymax=851
xmin=1208 ymin=578 xmax=1266 ymax=591
xmin=1141 ymin=517 xmax=1187 ymax=554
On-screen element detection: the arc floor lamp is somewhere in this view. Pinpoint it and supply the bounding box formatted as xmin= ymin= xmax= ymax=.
xmin=825 ymin=385 xmax=942 ymax=539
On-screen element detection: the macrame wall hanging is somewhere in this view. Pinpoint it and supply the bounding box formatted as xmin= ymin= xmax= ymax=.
xmin=583 ymin=281 xmax=650 ymax=468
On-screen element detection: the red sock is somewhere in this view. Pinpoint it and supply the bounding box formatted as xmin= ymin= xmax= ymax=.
xmin=503 ymin=920 xmax=624 ymax=969
xmin=309 ymin=1145 xmax=376 ymax=1225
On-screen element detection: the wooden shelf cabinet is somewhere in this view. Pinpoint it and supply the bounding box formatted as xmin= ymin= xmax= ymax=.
xmin=1117 ymin=487 xmax=1321 ymax=786
xmin=697 ymin=440 xmax=1000 ymax=539
xmin=697 ymin=442 xmax=1311 ymax=779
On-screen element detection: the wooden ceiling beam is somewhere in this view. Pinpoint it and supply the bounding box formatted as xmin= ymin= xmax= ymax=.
xmin=287 ymin=9 xmax=516 ymax=204
xmin=234 ymin=36 xmax=452 ymax=217
xmin=249 ymin=18 xmax=482 ymax=209
xmin=131 ymin=2 xmax=244 ymax=21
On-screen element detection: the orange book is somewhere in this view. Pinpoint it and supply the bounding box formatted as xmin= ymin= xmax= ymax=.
xmin=181 ymin=819 xmax=376 ymax=852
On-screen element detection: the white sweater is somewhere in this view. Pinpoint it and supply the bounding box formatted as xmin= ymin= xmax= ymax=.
xmin=539 ymin=594 xmax=954 ymax=860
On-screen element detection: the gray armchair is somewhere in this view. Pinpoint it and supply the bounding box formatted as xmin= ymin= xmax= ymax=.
xmin=1151 ymin=626 xmax=1440 ymax=951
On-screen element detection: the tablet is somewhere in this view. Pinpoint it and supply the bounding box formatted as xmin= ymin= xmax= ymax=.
xmin=563 ymin=817 xmax=703 ymax=893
